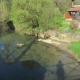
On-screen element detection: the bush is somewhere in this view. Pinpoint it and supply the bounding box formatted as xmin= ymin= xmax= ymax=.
xmin=70 ymin=20 xmax=78 ymax=30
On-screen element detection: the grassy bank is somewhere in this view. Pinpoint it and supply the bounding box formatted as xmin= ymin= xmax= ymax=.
xmin=58 ymin=20 xmax=70 ymax=30
xmin=68 ymin=41 xmax=80 ymax=60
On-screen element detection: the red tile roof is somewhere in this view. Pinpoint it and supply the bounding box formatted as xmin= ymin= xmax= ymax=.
xmin=68 ymin=7 xmax=80 ymax=11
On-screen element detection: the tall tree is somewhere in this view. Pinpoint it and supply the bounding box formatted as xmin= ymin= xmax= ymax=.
xmin=9 ymin=0 xmax=52 ymax=32
xmin=54 ymin=0 xmax=71 ymax=13
xmin=0 ymin=0 xmax=8 ymax=21
xmin=74 ymin=0 xmax=80 ymax=5
xmin=9 ymin=0 xmax=64 ymax=34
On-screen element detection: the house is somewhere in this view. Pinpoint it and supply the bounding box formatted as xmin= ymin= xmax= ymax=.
xmin=64 ymin=0 xmax=80 ymax=20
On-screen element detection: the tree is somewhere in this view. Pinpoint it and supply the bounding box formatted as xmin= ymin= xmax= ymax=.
xmin=8 ymin=0 xmax=64 ymax=35
xmin=53 ymin=8 xmax=63 ymax=28
xmin=39 ymin=0 xmax=55 ymax=31
xmin=0 ymin=0 xmax=8 ymax=21
xmin=9 ymin=0 xmax=40 ymax=34
xmin=74 ymin=0 xmax=80 ymax=5
xmin=54 ymin=0 xmax=71 ymax=13
xmin=9 ymin=0 xmax=50 ymax=32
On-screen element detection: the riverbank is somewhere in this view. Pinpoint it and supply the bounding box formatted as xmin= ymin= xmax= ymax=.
xmin=38 ymin=37 xmax=79 ymax=62
xmin=1 ymin=31 xmax=78 ymax=61
xmin=0 ymin=33 xmax=80 ymax=80
xmin=38 ymin=30 xmax=80 ymax=62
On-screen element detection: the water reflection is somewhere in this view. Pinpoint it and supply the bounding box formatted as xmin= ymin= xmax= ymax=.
xmin=0 ymin=31 xmax=63 ymax=80
xmin=21 ymin=60 xmax=41 ymax=70
xmin=56 ymin=60 xmax=65 ymax=80
xmin=0 ymin=41 xmax=5 ymax=50
xmin=21 ymin=60 xmax=46 ymax=80
xmin=0 ymin=39 xmax=47 ymax=80
xmin=0 ymin=60 xmax=46 ymax=80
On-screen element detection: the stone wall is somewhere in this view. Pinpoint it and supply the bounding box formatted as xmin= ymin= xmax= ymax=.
xmin=39 ymin=30 xmax=80 ymax=42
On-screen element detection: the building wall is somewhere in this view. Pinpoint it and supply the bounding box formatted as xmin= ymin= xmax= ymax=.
xmin=64 ymin=11 xmax=80 ymax=20
xmin=64 ymin=12 xmax=71 ymax=19
xmin=75 ymin=12 xmax=80 ymax=20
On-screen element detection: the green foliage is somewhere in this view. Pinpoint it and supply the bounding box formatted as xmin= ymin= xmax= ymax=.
xmin=53 ymin=8 xmax=64 ymax=28
xmin=39 ymin=0 xmax=55 ymax=31
xmin=7 ymin=0 xmax=64 ymax=34
xmin=0 ymin=1 xmax=8 ymax=21
xmin=9 ymin=0 xmax=56 ymax=33
xmin=68 ymin=41 xmax=80 ymax=59
xmin=54 ymin=0 xmax=71 ymax=13
xmin=10 ymin=10 xmax=31 ymax=23
xmin=67 ymin=28 xmax=80 ymax=33
xmin=59 ymin=24 xmax=69 ymax=30
xmin=59 ymin=20 xmax=70 ymax=30
xmin=74 ymin=0 xmax=80 ymax=5
xmin=1 ymin=0 xmax=80 ymax=34
xmin=54 ymin=0 xmax=80 ymax=13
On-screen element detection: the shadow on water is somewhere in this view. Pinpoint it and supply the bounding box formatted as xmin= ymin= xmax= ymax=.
xmin=45 ymin=52 xmax=80 ymax=80
xmin=0 ymin=59 xmax=46 ymax=80
xmin=0 ymin=37 xmax=38 ymax=64
xmin=0 ymin=27 xmax=80 ymax=80
xmin=21 ymin=60 xmax=46 ymax=80
xmin=0 ymin=38 xmax=46 ymax=80
xmin=21 ymin=60 xmax=41 ymax=70
xmin=0 ymin=35 xmax=47 ymax=80
xmin=0 ymin=35 xmax=61 ymax=65
xmin=14 ymin=38 xmax=36 ymax=62
xmin=56 ymin=60 xmax=65 ymax=80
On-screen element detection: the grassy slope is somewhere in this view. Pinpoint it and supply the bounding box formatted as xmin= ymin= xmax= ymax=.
xmin=58 ymin=20 xmax=70 ymax=30
xmin=68 ymin=41 xmax=80 ymax=60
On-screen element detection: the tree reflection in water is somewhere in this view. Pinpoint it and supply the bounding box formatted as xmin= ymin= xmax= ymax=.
xmin=21 ymin=60 xmax=41 ymax=70
xmin=0 ymin=59 xmax=46 ymax=80
xmin=21 ymin=60 xmax=46 ymax=80
xmin=0 ymin=32 xmax=62 ymax=80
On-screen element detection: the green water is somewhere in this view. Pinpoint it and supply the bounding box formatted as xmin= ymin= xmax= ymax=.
xmin=0 ymin=33 xmax=61 ymax=66
xmin=0 ymin=32 xmax=80 ymax=80
xmin=0 ymin=22 xmax=80 ymax=80
xmin=0 ymin=32 xmax=62 ymax=80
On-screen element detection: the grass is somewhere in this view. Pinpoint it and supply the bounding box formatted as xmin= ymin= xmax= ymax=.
xmin=58 ymin=20 xmax=70 ymax=30
xmin=68 ymin=41 xmax=80 ymax=60
xmin=58 ymin=20 xmax=80 ymax=33
xmin=67 ymin=28 xmax=80 ymax=33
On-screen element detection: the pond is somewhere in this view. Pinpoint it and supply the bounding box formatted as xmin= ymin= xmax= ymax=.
xmin=0 ymin=24 xmax=80 ymax=80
